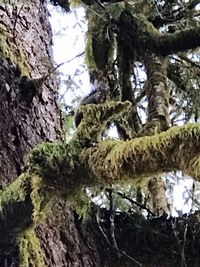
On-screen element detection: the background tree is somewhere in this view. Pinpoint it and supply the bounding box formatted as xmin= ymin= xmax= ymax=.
xmin=1 ymin=0 xmax=200 ymax=266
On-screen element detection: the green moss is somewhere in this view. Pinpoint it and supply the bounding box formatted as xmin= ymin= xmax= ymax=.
xmin=105 ymin=2 xmax=125 ymax=20
xmin=31 ymin=175 xmax=44 ymax=222
xmin=0 ymin=173 xmax=30 ymax=209
xmin=0 ymin=172 xmax=51 ymax=224
xmin=19 ymin=123 xmax=200 ymax=221
xmin=74 ymin=101 xmax=132 ymax=146
xmin=26 ymin=141 xmax=81 ymax=178
xmin=134 ymin=1 xmax=155 ymax=17
xmin=0 ymin=25 xmax=30 ymax=76
xmin=67 ymin=188 xmax=92 ymax=219
xmin=83 ymin=123 xmax=200 ymax=184
xmin=18 ymin=227 xmax=46 ymax=267
xmin=85 ymin=6 xmax=111 ymax=71
xmin=85 ymin=33 xmax=97 ymax=71
xmin=69 ymin=0 xmax=82 ymax=8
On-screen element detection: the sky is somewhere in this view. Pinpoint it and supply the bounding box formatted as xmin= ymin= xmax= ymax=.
xmin=48 ymin=6 xmax=90 ymax=106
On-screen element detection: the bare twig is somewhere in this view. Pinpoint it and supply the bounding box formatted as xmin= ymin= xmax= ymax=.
xmin=181 ymin=223 xmax=188 ymax=267
xmin=116 ymin=191 xmax=155 ymax=217
xmin=49 ymin=51 xmax=85 ymax=77
xmin=178 ymin=54 xmax=200 ymax=70
xmin=171 ymin=218 xmax=188 ymax=267
xmin=29 ymin=51 xmax=85 ymax=86
xmin=106 ymin=188 xmax=119 ymax=250
xmin=96 ymin=206 xmax=143 ymax=266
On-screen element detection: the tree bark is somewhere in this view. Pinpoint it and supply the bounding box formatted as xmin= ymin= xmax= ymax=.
xmin=0 ymin=1 xmax=62 ymax=186
xmin=0 ymin=2 xmax=102 ymax=266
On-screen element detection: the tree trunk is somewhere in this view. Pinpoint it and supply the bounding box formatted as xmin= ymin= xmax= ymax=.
xmin=0 ymin=2 xmax=117 ymax=267
xmin=0 ymin=1 xmax=62 ymax=186
xmin=0 ymin=2 xmax=102 ymax=266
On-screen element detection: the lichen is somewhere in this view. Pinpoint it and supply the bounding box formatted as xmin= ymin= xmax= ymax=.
xmin=18 ymin=227 xmax=46 ymax=267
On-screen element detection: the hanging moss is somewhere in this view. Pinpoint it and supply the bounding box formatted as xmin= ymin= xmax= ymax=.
xmin=67 ymin=187 xmax=92 ymax=219
xmin=30 ymin=175 xmax=45 ymax=222
xmin=18 ymin=227 xmax=46 ymax=267
xmin=85 ymin=6 xmax=114 ymax=71
xmin=73 ymin=101 xmax=132 ymax=146
xmin=0 ymin=173 xmax=30 ymax=209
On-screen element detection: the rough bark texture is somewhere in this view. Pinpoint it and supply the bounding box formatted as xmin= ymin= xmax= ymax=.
xmin=36 ymin=202 xmax=104 ymax=267
xmin=0 ymin=1 xmax=62 ymax=186
xmin=0 ymin=2 xmax=112 ymax=267
xmin=37 ymin=203 xmax=200 ymax=267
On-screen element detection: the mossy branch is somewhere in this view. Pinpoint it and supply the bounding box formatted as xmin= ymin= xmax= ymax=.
xmin=82 ymin=123 xmax=200 ymax=183
xmin=0 ymin=123 xmax=200 ymax=233
xmin=119 ymin=8 xmax=200 ymax=57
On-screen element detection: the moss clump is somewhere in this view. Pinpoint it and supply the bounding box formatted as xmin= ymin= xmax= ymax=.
xmin=0 ymin=25 xmax=30 ymax=75
xmin=81 ymin=139 xmax=119 ymax=184
xmin=0 ymin=173 xmax=30 ymax=210
xmin=68 ymin=0 xmax=82 ymax=8
xmin=26 ymin=141 xmax=81 ymax=180
xmin=106 ymin=123 xmax=200 ymax=180
xmin=24 ymin=141 xmax=85 ymax=211
xmin=74 ymin=101 xmax=132 ymax=146
xmin=18 ymin=227 xmax=46 ymax=267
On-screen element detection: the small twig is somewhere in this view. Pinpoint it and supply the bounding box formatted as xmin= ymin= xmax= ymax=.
xmin=178 ymin=54 xmax=200 ymax=70
xmin=64 ymin=51 xmax=85 ymax=65
xmin=171 ymin=218 xmax=188 ymax=267
xmin=29 ymin=51 xmax=85 ymax=86
xmin=96 ymin=208 xmax=143 ymax=267
xmin=106 ymin=188 xmax=119 ymax=250
xmin=116 ymin=191 xmax=155 ymax=217
xmin=48 ymin=51 xmax=85 ymax=78
xmin=96 ymin=207 xmax=112 ymax=245
xmin=181 ymin=223 xmax=188 ymax=267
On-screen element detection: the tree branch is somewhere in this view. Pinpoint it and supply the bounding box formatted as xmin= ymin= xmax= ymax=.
xmin=157 ymin=26 xmax=200 ymax=55
xmin=119 ymin=11 xmax=200 ymax=57
xmin=82 ymin=123 xmax=200 ymax=183
xmin=1 ymin=123 xmax=200 ymax=232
